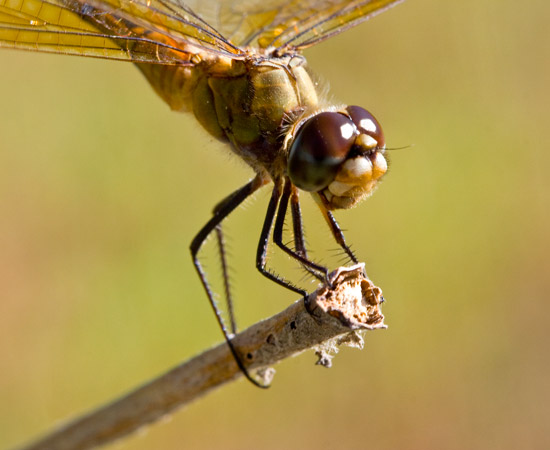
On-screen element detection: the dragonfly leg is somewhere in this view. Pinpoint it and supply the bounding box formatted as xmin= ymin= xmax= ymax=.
xmin=255 ymin=182 xmax=308 ymax=298
xmin=316 ymin=202 xmax=359 ymax=265
xmin=290 ymin=186 xmax=307 ymax=258
xmin=191 ymin=175 xmax=268 ymax=388
xmin=321 ymin=211 xmax=378 ymax=297
xmin=215 ymin=224 xmax=236 ymax=334
xmin=273 ymin=179 xmax=330 ymax=283
xmin=316 ymin=203 xmax=373 ymax=285
xmin=289 ymin=184 xmax=331 ymax=282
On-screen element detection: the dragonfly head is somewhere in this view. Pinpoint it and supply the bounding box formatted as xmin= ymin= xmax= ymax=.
xmin=287 ymin=106 xmax=387 ymax=210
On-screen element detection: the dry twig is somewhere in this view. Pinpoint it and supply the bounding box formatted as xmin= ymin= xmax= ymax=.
xmin=20 ymin=264 xmax=385 ymax=450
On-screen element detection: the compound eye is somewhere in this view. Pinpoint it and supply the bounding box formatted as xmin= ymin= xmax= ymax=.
xmin=288 ymin=112 xmax=356 ymax=192
xmin=346 ymin=105 xmax=385 ymax=149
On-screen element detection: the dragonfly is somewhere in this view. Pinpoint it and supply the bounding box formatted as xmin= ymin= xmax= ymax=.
xmin=0 ymin=0 xmax=403 ymax=386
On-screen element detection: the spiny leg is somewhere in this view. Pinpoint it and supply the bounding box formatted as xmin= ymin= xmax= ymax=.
xmin=215 ymin=224 xmax=236 ymax=334
xmin=289 ymin=184 xmax=332 ymax=282
xmin=317 ymin=203 xmax=359 ymax=265
xmin=273 ymin=178 xmax=329 ymax=283
xmin=255 ymin=182 xmax=308 ymax=298
xmin=290 ymin=186 xmax=307 ymax=259
xmin=316 ymin=201 xmax=377 ymax=299
xmin=212 ymin=191 xmax=240 ymax=334
xmin=191 ymin=175 xmax=267 ymax=388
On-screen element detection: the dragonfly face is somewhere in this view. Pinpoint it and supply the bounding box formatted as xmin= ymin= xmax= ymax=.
xmin=0 ymin=0 xmax=404 ymax=386
xmin=287 ymin=105 xmax=387 ymax=210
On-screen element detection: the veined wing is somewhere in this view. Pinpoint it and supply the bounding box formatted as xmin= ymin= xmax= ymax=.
xmin=0 ymin=0 xmax=244 ymax=64
xmin=192 ymin=0 xmax=404 ymax=52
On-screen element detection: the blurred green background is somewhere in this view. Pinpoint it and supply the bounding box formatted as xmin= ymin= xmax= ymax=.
xmin=1 ymin=0 xmax=549 ymax=448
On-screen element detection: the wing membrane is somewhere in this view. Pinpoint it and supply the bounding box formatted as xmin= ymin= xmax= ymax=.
xmin=280 ymin=0 xmax=405 ymax=50
xmin=0 ymin=0 xmax=244 ymax=64
xmin=0 ymin=0 xmax=403 ymax=63
xmin=204 ymin=0 xmax=403 ymax=51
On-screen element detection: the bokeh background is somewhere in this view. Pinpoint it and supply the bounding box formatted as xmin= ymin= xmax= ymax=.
xmin=1 ymin=0 xmax=549 ymax=448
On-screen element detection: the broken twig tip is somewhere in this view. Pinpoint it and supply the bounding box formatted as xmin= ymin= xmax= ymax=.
xmin=309 ymin=263 xmax=386 ymax=331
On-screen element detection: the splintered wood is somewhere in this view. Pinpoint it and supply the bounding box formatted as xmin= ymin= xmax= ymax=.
xmin=311 ymin=263 xmax=386 ymax=330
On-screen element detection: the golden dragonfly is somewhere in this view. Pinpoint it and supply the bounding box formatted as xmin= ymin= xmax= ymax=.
xmin=0 ymin=0 xmax=403 ymax=386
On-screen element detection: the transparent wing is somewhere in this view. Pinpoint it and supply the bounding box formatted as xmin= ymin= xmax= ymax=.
xmin=187 ymin=0 xmax=404 ymax=51
xmin=0 ymin=0 xmax=244 ymax=64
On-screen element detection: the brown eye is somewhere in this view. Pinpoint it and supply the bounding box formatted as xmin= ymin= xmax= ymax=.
xmin=346 ymin=106 xmax=385 ymax=149
xmin=288 ymin=112 xmax=356 ymax=191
